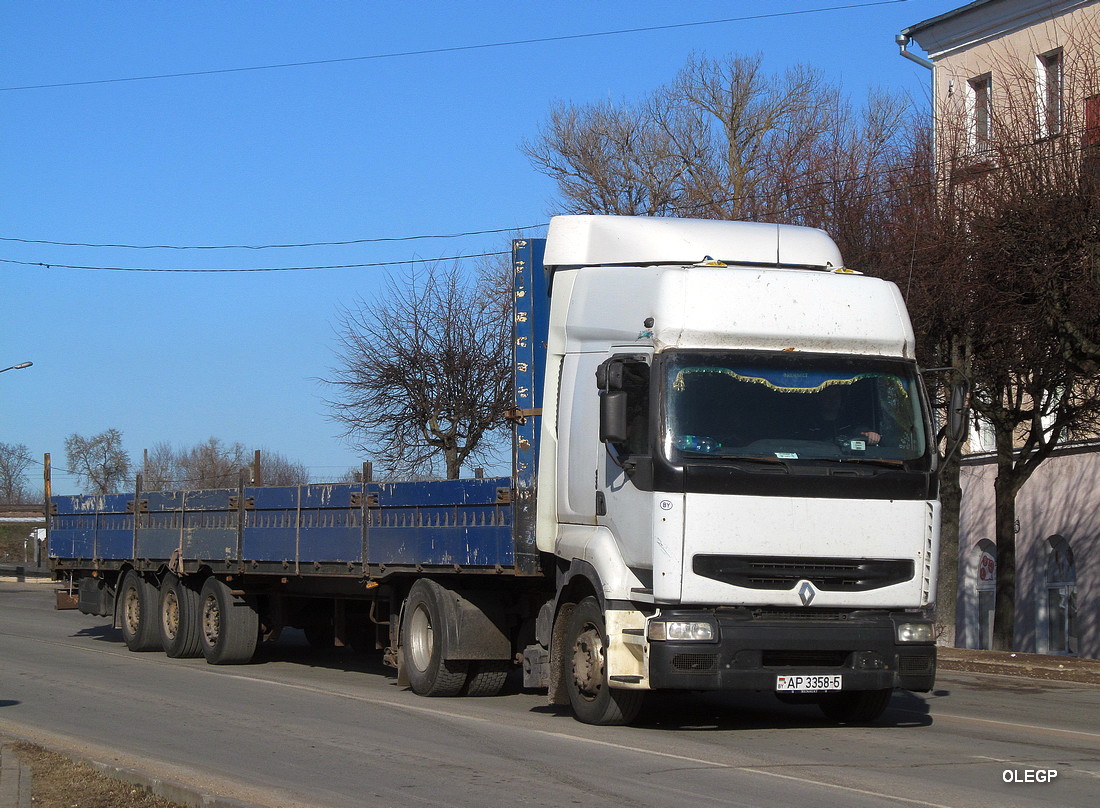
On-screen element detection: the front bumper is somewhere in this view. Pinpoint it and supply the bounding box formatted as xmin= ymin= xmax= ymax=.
xmin=647 ymin=608 xmax=936 ymax=692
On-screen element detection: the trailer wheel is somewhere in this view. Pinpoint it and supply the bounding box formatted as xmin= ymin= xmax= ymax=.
xmin=818 ymin=688 xmax=893 ymax=724
xmin=463 ymin=660 xmax=510 ymax=697
xmin=159 ymin=573 xmax=202 ymax=658
xmin=565 ymin=596 xmax=643 ymax=725
xmin=402 ymin=579 xmax=468 ymax=697
xmin=199 ymin=577 xmax=259 ymax=665
xmin=118 ymin=571 xmax=162 ymax=652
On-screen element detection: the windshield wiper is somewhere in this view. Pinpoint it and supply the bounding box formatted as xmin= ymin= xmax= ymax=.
xmin=833 ymin=457 xmax=908 ymax=469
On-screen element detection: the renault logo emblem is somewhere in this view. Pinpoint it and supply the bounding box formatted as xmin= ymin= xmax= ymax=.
xmin=798 ymin=581 xmax=817 ymax=607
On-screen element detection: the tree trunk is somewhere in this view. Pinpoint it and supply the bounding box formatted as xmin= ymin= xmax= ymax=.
xmin=935 ymin=450 xmax=962 ymax=647
xmin=444 ymin=450 xmax=461 ymax=481
xmin=991 ymin=466 xmax=1018 ymax=651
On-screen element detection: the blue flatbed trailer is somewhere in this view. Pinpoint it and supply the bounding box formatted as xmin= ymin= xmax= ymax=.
xmin=50 ymin=476 xmax=521 ymax=580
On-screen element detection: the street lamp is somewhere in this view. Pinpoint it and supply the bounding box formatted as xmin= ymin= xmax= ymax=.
xmin=0 ymin=361 xmax=33 ymax=373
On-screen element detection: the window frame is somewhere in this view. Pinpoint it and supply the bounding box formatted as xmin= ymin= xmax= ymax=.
xmin=967 ymin=73 xmax=993 ymax=152
xmin=1036 ymin=48 xmax=1064 ymax=139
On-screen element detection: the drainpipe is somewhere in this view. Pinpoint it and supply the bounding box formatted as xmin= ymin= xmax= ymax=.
xmin=896 ymin=32 xmax=937 ymax=184
xmin=896 ymin=33 xmax=933 ymax=69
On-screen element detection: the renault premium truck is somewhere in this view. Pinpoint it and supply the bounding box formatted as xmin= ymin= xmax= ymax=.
xmin=49 ymin=214 xmax=951 ymax=726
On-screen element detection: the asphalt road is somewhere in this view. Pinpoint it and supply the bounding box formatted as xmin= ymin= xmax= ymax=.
xmin=2 ymin=580 xmax=1098 ymax=808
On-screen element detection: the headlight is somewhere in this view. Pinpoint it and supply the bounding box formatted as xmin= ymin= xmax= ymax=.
xmin=896 ymin=622 xmax=934 ymax=643
xmin=648 ymin=620 xmax=716 ymax=642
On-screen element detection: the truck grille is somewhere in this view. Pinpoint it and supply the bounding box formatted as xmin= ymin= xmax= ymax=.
xmin=694 ymin=555 xmax=914 ymax=592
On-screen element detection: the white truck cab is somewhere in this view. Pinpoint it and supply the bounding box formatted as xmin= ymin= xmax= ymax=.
xmin=532 ymin=215 xmax=939 ymax=725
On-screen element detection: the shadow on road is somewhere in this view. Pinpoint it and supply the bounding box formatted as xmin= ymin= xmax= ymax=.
xmin=72 ymin=624 xmax=122 ymax=643
xmin=531 ymin=689 xmax=933 ymax=732
xmin=63 ymin=616 xmax=937 ymax=732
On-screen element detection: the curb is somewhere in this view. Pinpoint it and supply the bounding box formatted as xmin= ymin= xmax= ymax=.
xmin=83 ymin=759 xmax=259 ymax=808
xmin=937 ymin=648 xmax=1100 ymax=685
xmin=0 ymin=745 xmax=32 ymax=808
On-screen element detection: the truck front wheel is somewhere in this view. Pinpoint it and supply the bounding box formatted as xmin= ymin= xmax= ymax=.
xmin=402 ymin=579 xmax=469 ymax=697
xmin=118 ymin=571 xmax=162 ymax=652
xmin=199 ymin=577 xmax=259 ymax=665
xmin=565 ymin=596 xmax=643 ymax=725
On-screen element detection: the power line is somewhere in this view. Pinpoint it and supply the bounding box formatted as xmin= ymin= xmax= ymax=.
xmin=0 ymin=224 xmax=547 ymax=251
xmin=6 ymin=126 xmax=1089 ymax=275
xmin=0 ymin=2 xmax=909 ymax=92
xmin=0 ymin=251 xmax=510 ymax=274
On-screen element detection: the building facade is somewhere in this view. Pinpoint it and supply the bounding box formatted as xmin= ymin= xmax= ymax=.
xmin=903 ymin=0 xmax=1099 ymax=158
xmin=903 ymin=0 xmax=1100 ymax=658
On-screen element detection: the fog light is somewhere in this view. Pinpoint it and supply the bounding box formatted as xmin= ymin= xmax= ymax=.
xmin=648 ymin=621 xmax=715 ymax=642
xmin=896 ymin=622 xmax=934 ymax=643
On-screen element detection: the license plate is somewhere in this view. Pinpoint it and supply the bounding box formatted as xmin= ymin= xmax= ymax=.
xmin=775 ymin=674 xmax=843 ymax=692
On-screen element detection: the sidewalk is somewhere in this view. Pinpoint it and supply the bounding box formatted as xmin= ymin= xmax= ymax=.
xmin=938 ymin=647 xmax=1100 ymax=685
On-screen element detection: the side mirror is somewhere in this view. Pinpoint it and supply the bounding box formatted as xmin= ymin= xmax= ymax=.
xmin=599 ymin=390 xmax=629 ymax=444
xmin=947 ymin=378 xmax=969 ymax=443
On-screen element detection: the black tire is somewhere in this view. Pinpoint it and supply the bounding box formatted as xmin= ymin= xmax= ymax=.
xmin=464 ymin=660 xmax=511 ymax=697
xmin=564 ymin=596 xmax=643 ymax=725
xmin=819 ymin=688 xmax=893 ymax=724
xmin=159 ymin=573 xmax=203 ymax=658
xmin=199 ymin=577 xmax=259 ymax=665
xmin=401 ymin=579 xmax=468 ymax=697
xmin=118 ymin=571 xmax=162 ymax=652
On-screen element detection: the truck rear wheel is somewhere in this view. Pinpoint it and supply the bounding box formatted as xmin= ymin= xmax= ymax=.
xmin=565 ymin=596 xmax=643 ymax=725
xmin=464 ymin=660 xmax=510 ymax=697
xmin=819 ymin=688 xmax=893 ymax=724
xmin=199 ymin=577 xmax=259 ymax=665
xmin=402 ymin=579 xmax=468 ymax=697
xmin=118 ymin=571 xmax=162 ymax=652
xmin=159 ymin=573 xmax=202 ymax=658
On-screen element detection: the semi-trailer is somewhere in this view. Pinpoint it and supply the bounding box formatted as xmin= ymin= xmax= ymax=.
xmin=49 ymin=214 xmax=961 ymax=725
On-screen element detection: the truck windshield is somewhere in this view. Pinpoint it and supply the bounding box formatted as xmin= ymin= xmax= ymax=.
xmin=662 ymin=351 xmax=930 ymax=466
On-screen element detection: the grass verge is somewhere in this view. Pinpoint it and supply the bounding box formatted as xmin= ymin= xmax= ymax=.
xmin=9 ymin=742 xmax=186 ymax=808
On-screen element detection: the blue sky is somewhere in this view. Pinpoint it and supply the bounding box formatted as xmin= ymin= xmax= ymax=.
xmin=2 ymin=0 xmax=954 ymax=494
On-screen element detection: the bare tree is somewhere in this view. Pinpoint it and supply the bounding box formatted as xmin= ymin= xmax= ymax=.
xmin=0 ymin=442 xmax=33 ymax=504
xmin=65 ymin=429 xmax=131 ymax=495
xmin=325 ymin=260 xmax=512 ymax=480
xmin=141 ymin=441 xmax=178 ymax=490
xmin=258 ymin=448 xmax=310 ymax=486
xmin=523 ymin=52 xmax=916 ymax=241
xmin=141 ymin=440 xmax=310 ymax=489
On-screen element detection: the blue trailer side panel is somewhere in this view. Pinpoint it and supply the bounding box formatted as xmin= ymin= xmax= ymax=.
xmin=51 ymin=478 xmax=515 ymax=571
xmin=244 ymin=484 xmax=363 ymax=563
xmin=366 ymin=478 xmax=512 ymax=567
xmin=512 ymin=237 xmax=549 ymax=575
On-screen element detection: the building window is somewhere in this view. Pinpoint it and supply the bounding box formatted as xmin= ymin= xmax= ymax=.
xmin=974 ymin=539 xmax=996 ymax=650
xmin=1037 ymin=49 xmax=1063 ymax=138
xmin=968 ymin=74 xmax=993 ymax=151
xmin=1045 ymin=535 xmax=1077 ymax=655
xmin=1086 ymin=94 xmax=1100 ymax=148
